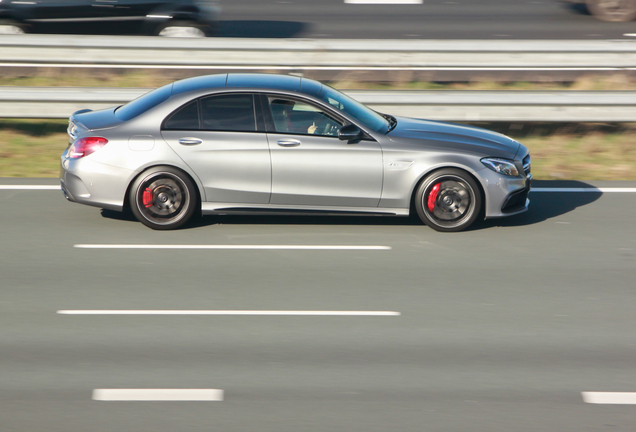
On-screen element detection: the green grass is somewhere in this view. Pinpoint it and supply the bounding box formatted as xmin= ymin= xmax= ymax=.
xmin=3 ymin=70 xmax=636 ymax=91
xmin=1 ymin=120 xmax=635 ymax=180
xmin=0 ymin=120 xmax=68 ymax=177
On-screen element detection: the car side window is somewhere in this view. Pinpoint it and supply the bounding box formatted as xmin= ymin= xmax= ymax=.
xmin=163 ymin=100 xmax=200 ymax=130
xmin=200 ymin=94 xmax=256 ymax=132
xmin=267 ymin=96 xmax=343 ymax=137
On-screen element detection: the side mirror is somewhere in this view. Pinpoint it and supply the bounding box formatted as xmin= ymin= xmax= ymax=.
xmin=338 ymin=124 xmax=362 ymax=141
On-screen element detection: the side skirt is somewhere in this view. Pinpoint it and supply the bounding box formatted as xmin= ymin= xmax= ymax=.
xmin=201 ymin=202 xmax=410 ymax=217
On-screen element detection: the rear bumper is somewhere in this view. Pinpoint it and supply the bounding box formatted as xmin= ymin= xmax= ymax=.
xmin=60 ymin=150 xmax=132 ymax=212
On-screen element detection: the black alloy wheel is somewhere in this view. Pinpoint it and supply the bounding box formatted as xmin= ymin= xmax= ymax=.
xmin=130 ymin=166 xmax=197 ymax=230
xmin=415 ymin=168 xmax=482 ymax=232
xmin=587 ymin=0 xmax=636 ymax=21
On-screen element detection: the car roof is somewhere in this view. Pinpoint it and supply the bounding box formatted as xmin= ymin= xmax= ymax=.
xmin=171 ymin=73 xmax=323 ymax=97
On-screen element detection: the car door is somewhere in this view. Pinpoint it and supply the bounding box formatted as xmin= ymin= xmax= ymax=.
xmin=26 ymin=0 xmax=94 ymax=21
xmin=114 ymin=0 xmax=169 ymax=17
xmin=263 ymin=95 xmax=383 ymax=208
xmin=161 ymin=93 xmax=271 ymax=204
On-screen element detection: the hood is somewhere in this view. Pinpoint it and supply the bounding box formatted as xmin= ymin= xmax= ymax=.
xmin=72 ymin=107 xmax=123 ymax=131
xmin=387 ymin=117 xmax=521 ymax=159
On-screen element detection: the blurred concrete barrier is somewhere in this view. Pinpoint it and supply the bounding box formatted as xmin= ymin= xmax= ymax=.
xmin=2 ymin=86 xmax=636 ymax=121
xmin=3 ymin=35 xmax=636 ymax=83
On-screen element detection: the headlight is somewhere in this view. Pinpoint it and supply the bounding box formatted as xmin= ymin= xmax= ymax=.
xmin=481 ymin=158 xmax=520 ymax=177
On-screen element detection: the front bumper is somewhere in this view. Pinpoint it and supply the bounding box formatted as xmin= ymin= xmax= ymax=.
xmin=481 ymin=168 xmax=531 ymax=219
xmin=501 ymin=174 xmax=532 ymax=214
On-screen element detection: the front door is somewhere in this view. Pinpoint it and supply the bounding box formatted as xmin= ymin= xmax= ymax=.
xmin=27 ymin=1 xmax=94 ymax=21
xmin=264 ymin=95 xmax=383 ymax=208
xmin=161 ymin=93 xmax=271 ymax=204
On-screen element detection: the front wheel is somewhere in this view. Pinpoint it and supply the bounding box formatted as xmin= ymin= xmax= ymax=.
xmin=587 ymin=0 xmax=636 ymax=21
xmin=130 ymin=166 xmax=198 ymax=230
xmin=157 ymin=21 xmax=207 ymax=38
xmin=415 ymin=169 xmax=482 ymax=233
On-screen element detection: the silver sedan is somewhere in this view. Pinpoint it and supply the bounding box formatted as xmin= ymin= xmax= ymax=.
xmin=60 ymin=73 xmax=531 ymax=232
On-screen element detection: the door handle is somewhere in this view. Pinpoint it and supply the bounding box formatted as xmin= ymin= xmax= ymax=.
xmin=178 ymin=138 xmax=202 ymax=145
xmin=277 ymin=139 xmax=301 ymax=147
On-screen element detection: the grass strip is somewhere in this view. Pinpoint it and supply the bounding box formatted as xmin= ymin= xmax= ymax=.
xmin=1 ymin=120 xmax=635 ymax=180
xmin=3 ymin=70 xmax=636 ymax=91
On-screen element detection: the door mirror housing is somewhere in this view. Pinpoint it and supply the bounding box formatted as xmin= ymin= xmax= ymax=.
xmin=338 ymin=124 xmax=362 ymax=142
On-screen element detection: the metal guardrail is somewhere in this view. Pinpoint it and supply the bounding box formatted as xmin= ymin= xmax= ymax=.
xmin=2 ymin=35 xmax=636 ymax=71
xmin=2 ymin=87 xmax=636 ymax=122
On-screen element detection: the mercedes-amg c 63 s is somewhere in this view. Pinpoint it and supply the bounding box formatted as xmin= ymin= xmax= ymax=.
xmin=60 ymin=74 xmax=532 ymax=232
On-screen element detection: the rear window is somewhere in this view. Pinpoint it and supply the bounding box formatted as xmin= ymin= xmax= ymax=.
xmin=200 ymin=94 xmax=256 ymax=132
xmin=115 ymin=84 xmax=173 ymax=121
xmin=163 ymin=100 xmax=199 ymax=130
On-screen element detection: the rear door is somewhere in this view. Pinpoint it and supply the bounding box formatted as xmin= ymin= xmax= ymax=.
xmin=161 ymin=93 xmax=271 ymax=204
xmin=113 ymin=0 xmax=170 ymax=17
xmin=26 ymin=1 xmax=94 ymax=21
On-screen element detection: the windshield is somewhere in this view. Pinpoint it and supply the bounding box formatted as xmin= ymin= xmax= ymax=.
xmin=316 ymin=86 xmax=389 ymax=133
xmin=115 ymin=83 xmax=173 ymax=121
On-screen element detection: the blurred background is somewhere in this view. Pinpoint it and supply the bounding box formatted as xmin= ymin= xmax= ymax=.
xmin=1 ymin=0 xmax=636 ymax=178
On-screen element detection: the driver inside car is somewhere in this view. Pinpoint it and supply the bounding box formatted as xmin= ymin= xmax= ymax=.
xmin=270 ymin=98 xmax=343 ymax=136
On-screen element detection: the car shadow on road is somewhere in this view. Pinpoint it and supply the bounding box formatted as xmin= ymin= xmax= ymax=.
xmin=100 ymin=208 xmax=422 ymax=227
xmin=101 ymin=181 xmax=602 ymax=230
xmin=478 ymin=180 xmax=601 ymax=230
xmin=218 ymin=20 xmax=309 ymax=38
xmin=188 ymin=213 xmax=421 ymax=228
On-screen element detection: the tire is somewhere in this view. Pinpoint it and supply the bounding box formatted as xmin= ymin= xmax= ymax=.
xmin=129 ymin=166 xmax=198 ymax=230
xmin=414 ymin=168 xmax=482 ymax=233
xmin=0 ymin=19 xmax=25 ymax=35
xmin=586 ymin=0 xmax=636 ymax=21
xmin=157 ymin=21 xmax=207 ymax=37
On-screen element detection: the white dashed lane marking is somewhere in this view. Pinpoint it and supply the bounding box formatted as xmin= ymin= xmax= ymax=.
xmin=74 ymin=244 xmax=392 ymax=251
xmin=58 ymin=310 xmax=401 ymax=316
xmin=92 ymin=389 xmax=224 ymax=401
xmin=583 ymin=392 xmax=636 ymax=404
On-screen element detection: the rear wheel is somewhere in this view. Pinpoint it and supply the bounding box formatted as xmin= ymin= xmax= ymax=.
xmin=0 ymin=20 xmax=25 ymax=35
xmin=130 ymin=166 xmax=197 ymax=230
xmin=415 ymin=168 xmax=482 ymax=232
xmin=587 ymin=0 xmax=636 ymax=21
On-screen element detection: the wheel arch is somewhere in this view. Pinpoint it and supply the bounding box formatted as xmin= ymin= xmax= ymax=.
xmin=171 ymin=5 xmax=200 ymax=20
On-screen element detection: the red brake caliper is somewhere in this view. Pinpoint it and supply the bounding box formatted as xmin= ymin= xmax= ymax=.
xmin=427 ymin=183 xmax=440 ymax=212
xmin=142 ymin=188 xmax=153 ymax=208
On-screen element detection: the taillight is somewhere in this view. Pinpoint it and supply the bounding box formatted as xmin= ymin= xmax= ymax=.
xmin=68 ymin=137 xmax=108 ymax=159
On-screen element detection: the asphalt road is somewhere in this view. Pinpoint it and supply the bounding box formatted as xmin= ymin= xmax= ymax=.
xmin=219 ymin=0 xmax=636 ymax=39
xmin=1 ymin=178 xmax=636 ymax=432
xmin=17 ymin=0 xmax=636 ymax=40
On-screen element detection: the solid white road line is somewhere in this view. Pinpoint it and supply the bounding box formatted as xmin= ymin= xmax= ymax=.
xmin=58 ymin=310 xmax=401 ymax=316
xmin=531 ymin=188 xmax=636 ymax=193
xmin=74 ymin=244 xmax=392 ymax=250
xmin=345 ymin=0 xmax=423 ymax=3
xmin=582 ymin=392 xmax=636 ymax=404
xmin=0 ymin=185 xmax=60 ymax=190
xmin=92 ymin=389 xmax=223 ymax=401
